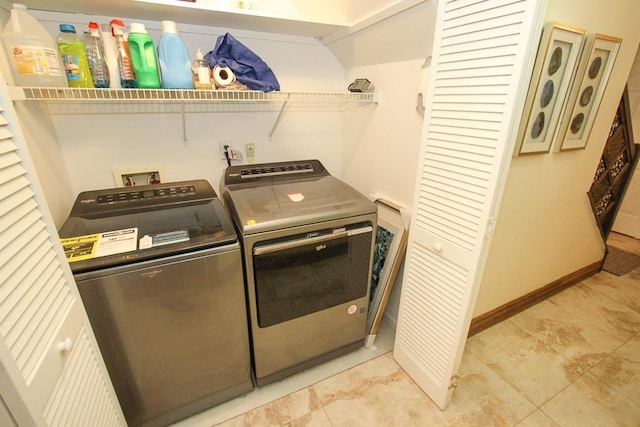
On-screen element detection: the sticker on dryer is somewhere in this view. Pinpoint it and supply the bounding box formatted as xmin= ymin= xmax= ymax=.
xmin=348 ymin=304 xmax=358 ymax=315
xmin=60 ymin=228 xmax=138 ymax=262
xmin=287 ymin=192 xmax=305 ymax=202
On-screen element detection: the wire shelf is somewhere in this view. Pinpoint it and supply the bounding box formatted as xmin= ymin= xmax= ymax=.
xmin=20 ymin=87 xmax=378 ymax=104
xmin=15 ymin=86 xmax=379 ymax=141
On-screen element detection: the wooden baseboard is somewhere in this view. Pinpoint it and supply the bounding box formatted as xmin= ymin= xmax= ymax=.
xmin=468 ymin=260 xmax=603 ymax=337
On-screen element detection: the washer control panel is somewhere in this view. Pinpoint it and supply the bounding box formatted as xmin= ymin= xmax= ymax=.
xmin=69 ymin=180 xmax=215 ymax=217
xmin=96 ymin=185 xmax=196 ymax=205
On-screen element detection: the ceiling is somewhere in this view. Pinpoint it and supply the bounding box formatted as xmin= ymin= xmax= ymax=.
xmin=16 ymin=0 xmax=428 ymax=39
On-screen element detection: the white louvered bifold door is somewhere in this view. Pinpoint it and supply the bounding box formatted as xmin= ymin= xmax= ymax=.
xmin=394 ymin=0 xmax=547 ymax=409
xmin=0 ymin=83 xmax=125 ymax=425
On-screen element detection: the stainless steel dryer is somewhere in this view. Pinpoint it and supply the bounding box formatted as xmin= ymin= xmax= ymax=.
xmin=58 ymin=180 xmax=253 ymax=427
xmin=220 ymin=160 xmax=377 ymax=386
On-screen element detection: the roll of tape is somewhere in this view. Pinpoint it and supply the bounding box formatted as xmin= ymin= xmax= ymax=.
xmin=213 ymin=66 xmax=236 ymax=88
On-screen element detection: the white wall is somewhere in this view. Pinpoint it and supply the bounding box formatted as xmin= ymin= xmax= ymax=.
xmin=474 ymin=0 xmax=640 ymax=317
xmin=342 ymin=59 xmax=426 ymax=328
xmin=330 ymin=1 xmax=436 ymax=329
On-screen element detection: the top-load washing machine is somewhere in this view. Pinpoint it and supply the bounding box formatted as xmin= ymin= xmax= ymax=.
xmin=220 ymin=160 xmax=377 ymax=386
xmin=58 ymin=180 xmax=253 ymax=427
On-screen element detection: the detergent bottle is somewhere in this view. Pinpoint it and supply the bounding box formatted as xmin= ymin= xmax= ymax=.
xmin=127 ymin=23 xmax=160 ymax=88
xmin=157 ymin=20 xmax=193 ymax=89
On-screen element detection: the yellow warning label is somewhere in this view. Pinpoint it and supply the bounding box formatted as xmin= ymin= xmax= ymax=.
xmin=60 ymin=228 xmax=138 ymax=262
xmin=60 ymin=234 xmax=99 ymax=262
xmin=247 ymin=219 xmax=256 ymax=226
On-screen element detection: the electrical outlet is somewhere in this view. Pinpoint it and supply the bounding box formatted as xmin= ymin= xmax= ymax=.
xmin=219 ymin=141 xmax=233 ymax=160
xmin=229 ymin=149 xmax=243 ymax=161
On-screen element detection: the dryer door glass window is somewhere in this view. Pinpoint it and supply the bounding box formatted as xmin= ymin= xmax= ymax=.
xmin=253 ymin=224 xmax=372 ymax=327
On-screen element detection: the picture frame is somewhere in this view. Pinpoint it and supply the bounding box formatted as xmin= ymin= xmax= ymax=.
xmin=514 ymin=22 xmax=585 ymax=156
xmin=365 ymin=199 xmax=409 ymax=348
xmin=555 ymin=33 xmax=622 ymax=151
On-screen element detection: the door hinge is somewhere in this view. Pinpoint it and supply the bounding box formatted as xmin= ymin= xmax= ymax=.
xmin=448 ymin=374 xmax=459 ymax=390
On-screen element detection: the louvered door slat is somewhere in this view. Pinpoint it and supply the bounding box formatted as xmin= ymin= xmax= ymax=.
xmin=0 ymin=248 xmax=55 ymax=341
xmin=423 ymin=165 xmax=489 ymax=197
xmin=445 ymin=0 xmax=518 ymax=17
xmin=431 ymin=110 xmax=502 ymax=124
xmin=0 ymin=163 xmax=26 ymax=187
xmin=11 ymin=247 xmax=58 ymax=364
xmin=394 ymin=0 xmax=543 ymax=409
xmin=0 ymin=151 xmax=21 ymax=173
xmin=443 ymin=1 xmax=525 ymax=30
xmin=438 ymin=65 xmax=515 ymax=80
xmin=0 ymin=208 xmax=42 ymax=253
xmin=21 ymin=277 xmax=70 ymax=380
xmin=0 ymin=138 xmax=17 ymax=155
xmin=435 ymin=75 xmax=512 ymax=89
xmin=443 ymin=22 xmax=523 ymax=48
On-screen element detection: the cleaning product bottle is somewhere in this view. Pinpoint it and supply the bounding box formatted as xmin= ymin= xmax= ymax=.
xmin=1 ymin=3 xmax=67 ymax=87
xmin=157 ymin=20 xmax=193 ymax=89
xmin=84 ymin=22 xmax=110 ymax=88
xmin=100 ymin=23 xmax=121 ymax=88
xmin=110 ymin=19 xmax=136 ymax=88
xmin=57 ymin=24 xmax=94 ymax=88
xmin=192 ymin=48 xmax=211 ymax=90
xmin=127 ymin=22 xmax=161 ymax=88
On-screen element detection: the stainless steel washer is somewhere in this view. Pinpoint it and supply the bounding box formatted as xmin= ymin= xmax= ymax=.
xmin=220 ymin=160 xmax=377 ymax=386
xmin=58 ymin=180 xmax=253 ymax=427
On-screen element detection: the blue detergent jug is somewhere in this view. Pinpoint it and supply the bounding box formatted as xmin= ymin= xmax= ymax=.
xmin=157 ymin=20 xmax=193 ymax=89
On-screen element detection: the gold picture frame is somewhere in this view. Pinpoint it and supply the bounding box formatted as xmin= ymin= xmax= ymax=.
xmin=364 ymin=199 xmax=408 ymax=348
xmin=515 ymin=22 xmax=586 ymax=156
xmin=555 ymin=33 xmax=622 ymax=151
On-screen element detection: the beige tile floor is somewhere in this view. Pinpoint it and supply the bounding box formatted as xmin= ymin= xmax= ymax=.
xmin=176 ymin=237 xmax=640 ymax=427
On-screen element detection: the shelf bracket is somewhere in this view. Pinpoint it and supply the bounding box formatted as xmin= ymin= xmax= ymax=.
xmin=181 ymin=101 xmax=187 ymax=142
xmin=269 ymin=94 xmax=290 ymax=138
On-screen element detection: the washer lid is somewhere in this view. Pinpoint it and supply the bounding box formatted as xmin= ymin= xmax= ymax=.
xmin=58 ymin=180 xmax=238 ymax=273
xmin=223 ymin=174 xmax=377 ymax=235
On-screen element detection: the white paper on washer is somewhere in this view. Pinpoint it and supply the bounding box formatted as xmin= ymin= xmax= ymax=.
xmin=94 ymin=228 xmax=138 ymax=257
xmin=288 ymin=192 xmax=305 ymax=202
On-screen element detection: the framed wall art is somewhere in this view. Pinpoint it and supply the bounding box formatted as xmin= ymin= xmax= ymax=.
xmin=555 ymin=33 xmax=622 ymax=151
xmin=514 ymin=22 xmax=585 ymax=156
xmin=365 ymin=199 xmax=408 ymax=348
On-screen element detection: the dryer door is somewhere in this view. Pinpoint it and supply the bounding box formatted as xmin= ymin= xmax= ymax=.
xmin=253 ymin=223 xmax=372 ymax=327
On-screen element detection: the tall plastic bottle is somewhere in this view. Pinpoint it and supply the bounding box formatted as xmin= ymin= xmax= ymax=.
xmin=110 ymin=20 xmax=136 ymax=88
xmin=157 ymin=20 xmax=193 ymax=89
xmin=100 ymin=24 xmax=121 ymax=88
xmin=84 ymin=22 xmax=109 ymax=88
xmin=57 ymin=24 xmax=94 ymax=88
xmin=1 ymin=3 xmax=67 ymax=87
xmin=127 ymin=23 xmax=161 ymax=89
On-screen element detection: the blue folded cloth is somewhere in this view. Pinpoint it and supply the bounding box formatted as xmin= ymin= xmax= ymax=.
xmin=205 ymin=33 xmax=280 ymax=92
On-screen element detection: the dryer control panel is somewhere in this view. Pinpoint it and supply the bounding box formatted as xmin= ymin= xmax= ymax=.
xmin=223 ymin=159 xmax=329 ymax=186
